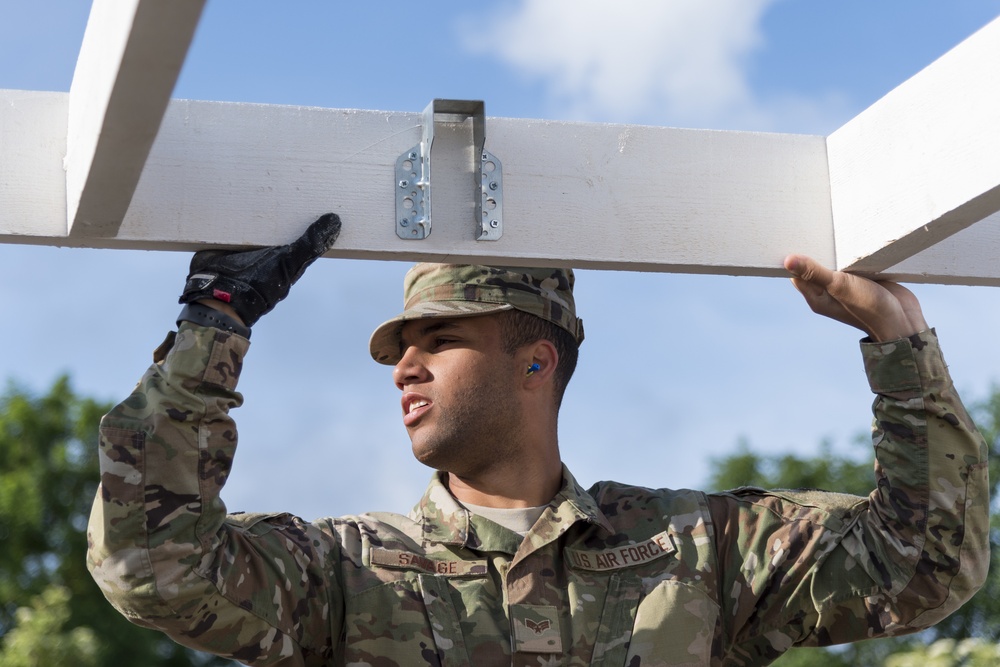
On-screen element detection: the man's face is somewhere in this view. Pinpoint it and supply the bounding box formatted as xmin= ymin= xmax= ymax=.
xmin=394 ymin=315 xmax=525 ymax=475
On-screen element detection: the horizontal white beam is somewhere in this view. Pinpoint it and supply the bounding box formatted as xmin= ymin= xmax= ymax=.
xmin=7 ymin=0 xmax=1000 ymax=287
xmin=0 ymin=91 xmax=68 ymax=241
xmin=828 ymin=16 xmax=1000 ymax=274
xmin=6 ymin=90 xmax=1000 ymax=284
xmin=66 ymin=0 xmax=204 ymax=238
xmin=883 ymin=210 xmax=1000 ymax=286
xmin=1 ymin=92 xmax=837 ymax=277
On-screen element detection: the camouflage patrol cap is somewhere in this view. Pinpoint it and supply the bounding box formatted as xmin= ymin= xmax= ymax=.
xmin=369 ymin=263 xmax=585 ymax=364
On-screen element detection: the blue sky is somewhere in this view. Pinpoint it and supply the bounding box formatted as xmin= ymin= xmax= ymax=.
xmin=2 ymin=1 xmax=1000 ymax=518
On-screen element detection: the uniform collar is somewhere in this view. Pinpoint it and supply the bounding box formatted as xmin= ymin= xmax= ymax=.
xmin=409 ymin=466 xmax=615 ymax=550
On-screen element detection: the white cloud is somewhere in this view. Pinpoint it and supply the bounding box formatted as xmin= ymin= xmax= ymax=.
xmin=464 ymin=0 xmax=849 ymax=133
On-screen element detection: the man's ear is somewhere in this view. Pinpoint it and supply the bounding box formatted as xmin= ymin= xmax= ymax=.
xmin=521 ymin=339 xmax=558 ymax=387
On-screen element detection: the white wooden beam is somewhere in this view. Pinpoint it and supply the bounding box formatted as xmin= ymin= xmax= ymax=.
xmin=827 ymin=16 xmax=1000 ymax=274
xmin=65 ymin=0 xmax=204 ymax=238
xmin=1 ymin=93 xmax=836 ymax=276
xmin=5 ymin=89 xmax=1000 ymax=284
xmin=882 ymin=210 xmax=1000 ymax=286
xmin=5 ymin=8 xmax=1000 ymax=284
xmin=0 ymin=91 xmax=68 ymax=242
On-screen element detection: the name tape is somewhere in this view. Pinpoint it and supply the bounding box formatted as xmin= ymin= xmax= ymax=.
xmin=565 ymin=531 xmax=676 ymax=571
xmin=370 ymin=548 xmax=488 ymax=577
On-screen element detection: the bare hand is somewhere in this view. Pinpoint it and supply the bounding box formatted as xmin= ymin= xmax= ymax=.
xmin=784 ymin=255 xmax=927 ymax=342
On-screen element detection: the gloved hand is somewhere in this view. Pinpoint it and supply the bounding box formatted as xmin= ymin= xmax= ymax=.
xmin=179 ymin=213 xmax=341 ymax=327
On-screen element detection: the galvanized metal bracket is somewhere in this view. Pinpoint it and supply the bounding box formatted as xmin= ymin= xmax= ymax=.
xmin=395 ymin=99 xmax=503 ymax=240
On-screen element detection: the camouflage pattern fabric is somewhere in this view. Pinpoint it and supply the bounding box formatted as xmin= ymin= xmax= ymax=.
xmin=87 ymin=325 xmax=989 ymax=666
xmin=369 ymin=264 xmax=585 ymax=364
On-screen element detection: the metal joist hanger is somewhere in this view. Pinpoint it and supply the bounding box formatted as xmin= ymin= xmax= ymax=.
xmin=395 ymin=99 xmax=503 ymax=241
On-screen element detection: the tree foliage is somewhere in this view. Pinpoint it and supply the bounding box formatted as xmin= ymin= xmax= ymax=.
xmin=0 ymin=377 xmax=231 ymax=666
xmin=883 ymin=638 xmax=1000 ymax=667
xmin=707 ymin=385 xmax=1000 ymax=667
xmin=709 ymin=436 xmax=874 ymax=498
xmin=0 ymin=586 xmax=98 ymax=667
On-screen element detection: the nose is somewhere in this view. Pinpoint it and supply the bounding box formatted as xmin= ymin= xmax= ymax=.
xmin=393 ymin=345 xmax=430 ymax=390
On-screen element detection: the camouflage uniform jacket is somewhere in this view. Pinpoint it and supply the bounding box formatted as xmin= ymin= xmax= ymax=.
xmin=87 ymin=324 xmax=990 ymax=667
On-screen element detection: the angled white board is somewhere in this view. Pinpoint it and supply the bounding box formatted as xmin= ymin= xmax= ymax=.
xmin=66 ymin=0 xmax=205 ymax=238
xmin=828 ymin=16 xmax=1000 ymax=274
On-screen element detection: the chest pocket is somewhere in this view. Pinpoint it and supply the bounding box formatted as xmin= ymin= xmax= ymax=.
xmin=569 ymin=531 xmax=717 ymax=666
xmin=625 ymin=580 xmax=718 ymax=667
xmin=348 ymin=547 xmax=494 ymax=667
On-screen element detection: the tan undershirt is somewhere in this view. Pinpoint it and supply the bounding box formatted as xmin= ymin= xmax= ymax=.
xmin=462 ymin=502 xmax=547 ymax=537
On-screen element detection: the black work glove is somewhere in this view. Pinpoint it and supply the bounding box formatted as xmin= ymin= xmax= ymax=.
xmin=179 ymin=213 xmax=341 ymax=327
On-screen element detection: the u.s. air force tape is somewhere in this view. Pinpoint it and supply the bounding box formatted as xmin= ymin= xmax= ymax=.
xmin=565 ymin=531 xmax=676 ymax=571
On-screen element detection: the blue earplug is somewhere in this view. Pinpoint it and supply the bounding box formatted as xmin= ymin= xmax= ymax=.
xmin=527 ymin=363 xmax=541 ymax=376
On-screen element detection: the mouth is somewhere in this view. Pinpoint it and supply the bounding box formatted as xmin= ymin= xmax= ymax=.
xmin=402 ymin=393 xmax=432 ymax=426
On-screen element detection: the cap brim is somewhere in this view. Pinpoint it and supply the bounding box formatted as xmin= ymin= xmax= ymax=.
xmin=369 ymin=301 xmax=514 ymax=364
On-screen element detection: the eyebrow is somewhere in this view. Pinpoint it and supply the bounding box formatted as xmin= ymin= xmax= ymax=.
xmin=400 ymin=320 xmax=461 ymax=348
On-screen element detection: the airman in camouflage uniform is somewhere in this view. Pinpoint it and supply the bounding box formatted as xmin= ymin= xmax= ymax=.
xmin=87 ymin=214 xmax=989 ymax=666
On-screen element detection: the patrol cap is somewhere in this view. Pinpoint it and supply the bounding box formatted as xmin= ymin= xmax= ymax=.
xmin=369 ymin=263 xmax=585 ymax=364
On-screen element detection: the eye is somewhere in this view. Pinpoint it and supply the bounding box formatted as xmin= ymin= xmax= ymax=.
xmin=433 ymin=337 xmax=458 ymax=350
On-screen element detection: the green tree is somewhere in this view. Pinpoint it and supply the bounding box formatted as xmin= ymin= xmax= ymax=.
xmin=0 ymin=585 xmax=99 ymax=667
xmin=706 ymin=386 xmax=1000 ymax=667
xmin=0 ymin=377 xmax=232 ymax=666
xmin=884 ymin=638 xmax=1000 ymax=667
xmin=709 ymin=436 xmax=874 ymax=498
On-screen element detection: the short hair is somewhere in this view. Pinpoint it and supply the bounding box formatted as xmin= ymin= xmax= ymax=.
xmin=497 ymin=310 xmax=579 ymax=407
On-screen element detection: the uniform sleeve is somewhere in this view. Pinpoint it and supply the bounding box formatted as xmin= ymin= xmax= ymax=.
xmin=86 ymin=323 xmax=343 ymax=666
xmin=708 ymin=329 xmax=990 ymax=661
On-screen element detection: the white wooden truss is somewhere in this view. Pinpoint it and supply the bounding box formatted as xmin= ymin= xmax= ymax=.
xmin=2 ymin=0 xmax=1000 ymax=285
